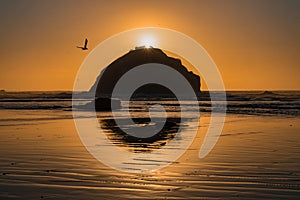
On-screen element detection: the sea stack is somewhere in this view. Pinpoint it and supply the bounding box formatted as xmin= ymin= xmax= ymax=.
xmin=89 ymin=47 xmax=201 ymax=99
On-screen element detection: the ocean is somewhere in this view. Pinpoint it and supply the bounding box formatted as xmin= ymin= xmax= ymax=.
xmin=0 ymin=90 xmax=299 ymax=116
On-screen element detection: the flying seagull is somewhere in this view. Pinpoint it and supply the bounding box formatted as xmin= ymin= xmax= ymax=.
xmin=77 ymin=38 xmax=88 ymax=50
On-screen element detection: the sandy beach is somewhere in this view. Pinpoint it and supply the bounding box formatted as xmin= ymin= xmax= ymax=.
xmin=0 ymin=109 xmax=299 ymax=199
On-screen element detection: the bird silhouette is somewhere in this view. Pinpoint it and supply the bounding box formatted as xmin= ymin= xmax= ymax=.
xmin=77 ymin=38 xmax=88 ymax=50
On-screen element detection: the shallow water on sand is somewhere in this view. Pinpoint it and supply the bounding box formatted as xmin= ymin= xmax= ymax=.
xmin=0 ymin=109 xmax=299 ymax=199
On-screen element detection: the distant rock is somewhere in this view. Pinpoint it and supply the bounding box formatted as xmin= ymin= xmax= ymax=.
xmin=260 ymin=91 xmax=275 ymax=96
xmin=89 ymin=47 xmax=201 ymax=98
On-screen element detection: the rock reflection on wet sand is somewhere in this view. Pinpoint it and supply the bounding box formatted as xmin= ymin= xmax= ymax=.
xmin=99 ymin=117 xmax=181 ymax=152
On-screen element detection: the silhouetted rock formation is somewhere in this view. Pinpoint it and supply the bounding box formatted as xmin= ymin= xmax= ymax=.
xmin=89 ymin=47 xmax=201 ymax=98
xmin=78 ymin=97 xmax=121 ymax=111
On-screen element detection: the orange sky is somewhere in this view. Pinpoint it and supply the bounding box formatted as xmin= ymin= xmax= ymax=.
xmin=0 ymin=0 xmax=299 ymax=91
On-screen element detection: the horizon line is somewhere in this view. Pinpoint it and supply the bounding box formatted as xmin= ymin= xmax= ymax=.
xmin=1 ymin=89 xmax=300 ymax=92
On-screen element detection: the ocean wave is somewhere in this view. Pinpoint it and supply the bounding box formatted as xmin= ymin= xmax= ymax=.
xmin=0 ymin=91 xmax=299 ymax=116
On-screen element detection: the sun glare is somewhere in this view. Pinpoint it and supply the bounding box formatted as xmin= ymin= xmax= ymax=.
xmin=139 ymin=35 xmax=156 ymax=48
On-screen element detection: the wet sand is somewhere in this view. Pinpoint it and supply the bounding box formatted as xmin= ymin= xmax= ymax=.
xmin=0 ymin=109 xmax=299 ymax=199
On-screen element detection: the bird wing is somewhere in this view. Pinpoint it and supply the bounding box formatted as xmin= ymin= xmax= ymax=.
xmin=84 ymin=38 xmax=88 ymax=48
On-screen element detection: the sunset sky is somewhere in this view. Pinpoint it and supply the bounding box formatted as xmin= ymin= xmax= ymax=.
xmin=0 ymin=0 xmax=299 ymax=91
